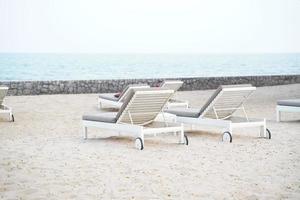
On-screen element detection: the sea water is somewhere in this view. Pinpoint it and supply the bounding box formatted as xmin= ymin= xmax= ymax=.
xmin=0 ymin=53 xmax=299 ymax=81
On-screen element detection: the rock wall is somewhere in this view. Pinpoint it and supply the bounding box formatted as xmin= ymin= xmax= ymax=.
xmin=1 ymin=75 xmax=299 ymax=96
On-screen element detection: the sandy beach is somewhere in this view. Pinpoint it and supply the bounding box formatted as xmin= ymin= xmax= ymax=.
xmin=0 ymin=84 xmax=300 ymax=199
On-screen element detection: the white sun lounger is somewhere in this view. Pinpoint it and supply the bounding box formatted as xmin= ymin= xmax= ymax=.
xmin=98 ymin=80 xmax=188 ymax=110
xmin=0 ymin=87 xmax=14 ymax=122
xmin=159 ymin=80 xmax=188 ymax=108
xmin=165 ymin=84 xmax=271 ymax=142
xmin=83 ymin=88 xmax=188 ymax=150
xmin=276 ymin=99 xmax=300 ymax=122
xmin=98 ymin=84 xmax=150 ymax=109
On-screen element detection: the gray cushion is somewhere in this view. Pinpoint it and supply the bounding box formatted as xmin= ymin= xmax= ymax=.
xmin=99 ymin=93 xmax=119 ymax=101
xmin=165 ymin=108 xmax=201 ymax=118
xmin=82 ymin=112 xmax=118 ymax=123
xmin=220 ymin=84 xmax=252 ymax=89
xmin=277 ymin=99 xmax=300 ymax=107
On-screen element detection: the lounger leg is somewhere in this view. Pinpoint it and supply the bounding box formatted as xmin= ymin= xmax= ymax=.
xmin=179 ymin=125 xmax=184 ymax=144
xmin=259 ymin=126 xmax=263 ymax=137
xmin=83 ymin=126 xmax=88 ymax=139
xmin=9 ymin=112 xmax=12 ymax=121
xmin=260 ymin=120 xmax=266 ymax=138
xmin=276 ymin=108 xmax=281 ymax=122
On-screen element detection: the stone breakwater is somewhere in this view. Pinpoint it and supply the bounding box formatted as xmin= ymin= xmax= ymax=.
xmin=1 ymin=75 xmax=299 ymax=96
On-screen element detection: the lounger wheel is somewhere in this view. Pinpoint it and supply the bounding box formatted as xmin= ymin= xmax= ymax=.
xmin=11 ymin=114 xmax=14 ymax=122
xmin=222 ymin=131 xmax=232 ymax=143
xmin=184 ymin=135 xmax=189 ymax=145
xmin=266 ymin=128 xmax=271 ymax=139
xmin=135 ymin=137 xmax=144 ymax=150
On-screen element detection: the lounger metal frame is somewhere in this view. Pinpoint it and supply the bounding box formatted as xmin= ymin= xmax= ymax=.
xmin=84 ymin=90 xmax=186 ymax=150
xmin=276 ymin=105 xmax=300 ymax=122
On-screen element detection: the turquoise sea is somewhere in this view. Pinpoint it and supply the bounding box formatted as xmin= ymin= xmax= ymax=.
xmin=0 ymin=53 xmax=299 ymax=81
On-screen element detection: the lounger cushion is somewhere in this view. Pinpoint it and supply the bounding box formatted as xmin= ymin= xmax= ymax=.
xmin=220 ymin=84 xmax=252 ymax=89
xmin=114 ymin=93 xmax=121 ymax=98
xmin=277 ymin=99 xmax=300 ymax=107
xmin=165 ymin=108 xmax=201 ymax=118
xmin=82 ymin=112 xmax=118 ymax=123
xmin=99 ymin=93 xmax=119 ymax=101
xmin=169 ymin=98 xmax=187 ymax=103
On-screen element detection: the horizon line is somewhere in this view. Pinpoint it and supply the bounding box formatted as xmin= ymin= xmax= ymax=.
xmin=0 ymin=52 xmax=300 ymax=55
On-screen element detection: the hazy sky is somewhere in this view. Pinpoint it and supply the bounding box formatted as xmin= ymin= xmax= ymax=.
xmin=0 ymin=0 xmax=299 ymax=53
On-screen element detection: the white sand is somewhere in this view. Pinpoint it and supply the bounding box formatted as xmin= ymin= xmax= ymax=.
xmin=0 ymin=84 xmax=300 ymax=199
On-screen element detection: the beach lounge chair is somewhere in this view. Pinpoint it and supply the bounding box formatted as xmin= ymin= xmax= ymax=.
xmin=159 ymin=80 xmax=189 ymax=108
xmin=165 ymin=84 xmax=271 ymax=142
xmin=98 ymin=80 xmax=188 ymax=110
xmin=276 ymin=99 xmax=300 ymax=122
xmin=0 ymin=87 xmax=14 ymax=122
xmin=83 ymin=88 xmax=188 ymax=150
xmin=98 ymin=84 xmax=150 ymax=109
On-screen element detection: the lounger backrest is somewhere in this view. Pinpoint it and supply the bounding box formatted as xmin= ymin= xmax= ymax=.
xmin=160 ymin=80 xmax=183 ymax=92
xmin=0 ymin=87 xmax=8 ymax=105
xmin=199 ymin=84 xmax=256 ymax=119
xmin=116 ymin=88 xmax=174 ymax=125
xmin=119 ymin=84 xmax=150 ymax=101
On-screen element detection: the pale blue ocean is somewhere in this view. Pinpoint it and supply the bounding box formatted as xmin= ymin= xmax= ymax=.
xmin=0 ymin=53 xmax=299 ymax=81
